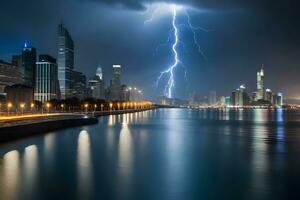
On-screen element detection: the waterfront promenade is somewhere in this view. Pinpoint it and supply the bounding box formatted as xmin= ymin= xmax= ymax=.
xmin=0 ymin=106 xmax=155 ymax=144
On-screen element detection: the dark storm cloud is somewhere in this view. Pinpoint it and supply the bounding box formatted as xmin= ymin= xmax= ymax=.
xmin=1 ymin=0 xmax=300 ymax=99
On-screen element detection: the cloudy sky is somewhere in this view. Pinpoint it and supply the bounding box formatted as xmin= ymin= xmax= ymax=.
xmin=1 ymin=0 xmax=300 ymax=99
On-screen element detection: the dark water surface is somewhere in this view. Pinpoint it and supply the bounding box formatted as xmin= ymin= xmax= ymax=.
xmin=1 ymin=108 xmax=300 ymax=200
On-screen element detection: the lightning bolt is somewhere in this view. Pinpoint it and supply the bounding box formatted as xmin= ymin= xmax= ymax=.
xmin=183 ymin=9 xmax=210 ymax=61
xmin=157 ymin=5 xmax=179 ymax=98
xmin=145 ymin=4 xmax=210 ymax=99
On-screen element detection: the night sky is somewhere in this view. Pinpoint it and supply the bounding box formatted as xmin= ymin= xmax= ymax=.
xmin=1 ymin=0 xmax=300 ymax=99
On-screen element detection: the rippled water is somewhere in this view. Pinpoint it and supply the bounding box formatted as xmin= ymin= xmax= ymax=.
xmin=0 ymin=108 xmax=300 ymax=200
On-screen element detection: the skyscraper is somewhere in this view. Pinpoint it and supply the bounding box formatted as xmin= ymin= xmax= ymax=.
xmin=110 ymin=65 xmax=121 ymax=100
xmin=88 ymin=65 xmax=105 ymax=100
xmin=57 ymin=23 xmax=74 ymax=99
xmin=22 ymin=43 xmax=36 ymax=87
xmin=96 ymin=65 xmax=103 ymax=80
xmin=257 ymin=65 xmax=264 ymax=100
xmin=73 ymin=70 xmax=86 ymax=100
xmin=35 ymin=55 xmax=60 ymax=102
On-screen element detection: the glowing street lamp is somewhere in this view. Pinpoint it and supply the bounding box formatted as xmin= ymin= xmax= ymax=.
xmin=84 ymin=103 xmax=89 ymax=114
xmin=30 ymin=103 xmax=34 ymax=112
xmin=7 ymin=102 xmax=12 ymax=115
xmin=109 ymin=102 xmax=113 ymax=111
xmin=94 ymin=104 xmax=97 ymax=112
xmin=20 ymin=103 xmax=25 ymax=115
xmin=100 ymin=104 xmax=104 ymax=111
xmin=46 ymin=103 xmax=51 ymax=113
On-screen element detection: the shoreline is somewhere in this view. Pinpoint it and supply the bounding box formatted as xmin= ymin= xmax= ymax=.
xmin=0 ymin=107 xmax=155 ymax=144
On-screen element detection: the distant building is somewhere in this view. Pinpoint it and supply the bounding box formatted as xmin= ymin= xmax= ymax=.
xmin=5 ymin=84 xmax=34 ymax=109
xmin=275 ymin=93 xmax=283 ymax=107
xmin=96 ymin=65 xmax=103 ymax=80
xmin=219 ymin=96 xmax=225 ymax=106
xmin=109 ymin=65 xmax=121 ymax=100
xmin=22 ymin=43 xmax=36 ymax=87
xmin=57 ymin=23 xmax=74 ymax=99
xmin=0 ymin=60 xmax=22 ymax=94
xmin=256 ymin=65 xmax=264 ymax=100
xmin=209 ymin=91 xmax=217 ymax=106
xmin=73 ymin=70 xmax=86 ymax=100
xmin=224 ymin=96 xmax=231 ymax=106
xmin=34 ymin=55 xmax=60 ymax=102
xmin=265 ymin=88 xmax=273 ymax=103
xmin=231 ymin=85 xmax=249 ymax=106
xmin=120 ymin=85 xmax=130 ymax=101
xmin=87 ymin=66 xmax=105 ymax=100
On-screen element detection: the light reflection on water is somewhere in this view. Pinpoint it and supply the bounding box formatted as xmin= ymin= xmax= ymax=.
xmin=0 ymin=150 xmax=20 ymax=200
xmin=0 ymin=109 xmax=300 ymax=199
xmin=77 ymin=130 xmax=93 ymax=199
xmin=24 ymin=144 xmax=39 ymax=196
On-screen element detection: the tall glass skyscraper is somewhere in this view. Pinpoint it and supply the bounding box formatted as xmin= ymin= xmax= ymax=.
xmin=110 ymin=65 xmax=121 ymax=100
xmin=22 ymin=43 xmax=36 ymax=87
xmin=256 ymin=65 xmax=264 ymax=100
xmin=57 ymin=23 xmax=74 ymax=99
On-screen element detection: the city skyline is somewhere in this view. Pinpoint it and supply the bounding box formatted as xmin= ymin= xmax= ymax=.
xmin=1 ymin=0 xmax=300 ymax=99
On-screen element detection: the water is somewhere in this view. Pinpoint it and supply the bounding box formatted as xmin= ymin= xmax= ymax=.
xmin=0 ymin=108 xmax=300 ymax=200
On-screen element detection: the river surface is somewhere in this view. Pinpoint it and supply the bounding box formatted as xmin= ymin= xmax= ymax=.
xmin=0 ymin=108 xmax=300 ymax=200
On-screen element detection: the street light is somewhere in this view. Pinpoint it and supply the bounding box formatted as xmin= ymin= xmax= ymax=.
xmin=84 ymin=103 xmax=88 ymax=114
xmin=7 ymin=102 xmax=12 ymax=115
xmin=60 ymin=104 xmax=64 ymax=112
xmin=109 ymin=102 xmax=113 ymax=111
xmin=30 ymin=103 xmax=34 ymax=112
xmin=46 ymin=103 xmax=51 ymax=113
xmin=20 ymin=103 xmax=25 ymax=115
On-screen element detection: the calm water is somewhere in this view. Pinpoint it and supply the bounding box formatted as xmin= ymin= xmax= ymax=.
xmin=1 ymin=108 xmax=300 ymax=200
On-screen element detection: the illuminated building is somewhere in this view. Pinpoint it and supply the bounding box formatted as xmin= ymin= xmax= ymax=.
xmin=22 ymin=43 xmax=36 ymax=87
xmin=34 ymin=55 xmax=60 ymax=102
xmin=256 ymin=65 xmax=264 ymax=100
xmin=87 ymin=66 xmax=105 ymax=100
xmin=73 ymin=70 xmax=86 ymax=100
xmin=57 ymin=23 xmax=74 ymax=99
xmin=109 ymin=65 xmax=121 ymax=100
xmin=275 ymin=93 xmax=283 ymax=107
xmin=231 ymin=84 xmax=249 ymax=106
xmin=265 ymin=88 xmax=273 ymax=103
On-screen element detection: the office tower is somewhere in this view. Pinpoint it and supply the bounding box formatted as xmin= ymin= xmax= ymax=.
xmin=35 ymin=55 xmax=60 ymax=102
xmin=87 ymin=66 xmax=105 ymax=100
xmin=208 ymin=91 xmax=217 ymax=106
xmin=110 ymin=65 xmax=121 ymax=100
xmin=256 ymin=65 xmax=264 ymax=100
xmin=265 ymin=88 xmax=273 ymax=103
xmin=57 ymin=23 xmax=74 ymax=99
xmin=232 ymin=85 xmax=249 ymax=106
xmin=96 ymin=65 xmax=103 ymax=80
xmin=224 ymin=96 xmax=231 ymax=106
xmin=22 ymin=43 xmax=36 ymax=87
xmin=0 ymin=60 xmax=22 ymax=94
xmin=73 ymin=70 xmax=86 ymax=100
xmin=275 ymin=93 xmax=283 ymax=107
xmin=95 ymin=65 xmax=105 ymax=99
